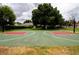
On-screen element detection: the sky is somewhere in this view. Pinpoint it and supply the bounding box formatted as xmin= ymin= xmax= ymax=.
xmin=1 ymin=3 xmax=79 ymax=23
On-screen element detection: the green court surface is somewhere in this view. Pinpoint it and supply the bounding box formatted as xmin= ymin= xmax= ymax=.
xmin=0 ymin=30 xmax=79 ymax=47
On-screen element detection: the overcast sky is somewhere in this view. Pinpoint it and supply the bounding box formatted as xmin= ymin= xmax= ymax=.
xmin=1 ymin=3 xmax=79 ymax=23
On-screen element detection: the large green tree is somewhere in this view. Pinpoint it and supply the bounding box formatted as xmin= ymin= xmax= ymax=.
xmin=0 ymin=5 xmax=16 ymax=32
xmin=32 ymin=3 xmax=64 ymax=29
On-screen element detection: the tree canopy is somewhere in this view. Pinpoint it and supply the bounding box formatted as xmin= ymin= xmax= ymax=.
xmin=0 ymin=5 xmax=16 ymax=32
xmin=32 ymin=3 xmax=64 ymax=29
xmin=0 ymin=5 xmax=16 ymax=26
xmin=64 ymin=20 xmax=73 ymax=26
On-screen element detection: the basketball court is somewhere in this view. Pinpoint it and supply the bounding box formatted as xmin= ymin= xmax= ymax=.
xmin=0 ymin=30 xmax=79 ymax=47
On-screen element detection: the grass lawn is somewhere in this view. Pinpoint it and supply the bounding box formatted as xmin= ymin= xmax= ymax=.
xmin=63 ymin=27 xmax=79 ymax=32
xmin=0 ymin=28 xmax=79 ymax=54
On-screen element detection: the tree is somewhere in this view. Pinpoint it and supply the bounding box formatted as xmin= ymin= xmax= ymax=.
xmin=15 ymin=22 xmax=22 ymax=25
xmin=32 ymin=3 xmax=64 ymax=29
xmin=64 ymin=20 xmax=73 ymax=27
xmin=0 ymin=5 xmax=16 ymax=32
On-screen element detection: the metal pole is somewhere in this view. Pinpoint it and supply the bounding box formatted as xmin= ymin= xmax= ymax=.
xmin=73 ymin=18 xmax=75 ymax=33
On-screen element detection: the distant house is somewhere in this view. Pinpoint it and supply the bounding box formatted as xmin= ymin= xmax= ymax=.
xmin=23 ymin=23 xmax=33 ymax=26
xmin=76 ymin=23 xmax=79 ymax=28
xmin=23 ymin=20 xmax=33 ymax=26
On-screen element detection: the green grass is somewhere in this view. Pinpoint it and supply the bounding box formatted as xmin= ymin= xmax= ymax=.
xmin=63 ymin=27 xmax=79 ymax=32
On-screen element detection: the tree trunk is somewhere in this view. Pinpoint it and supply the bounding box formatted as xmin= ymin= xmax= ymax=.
xmin=43 ymin=25 xmax=46 ymax=29
xmin=2 ymin=25 xmax=4 ymax=32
